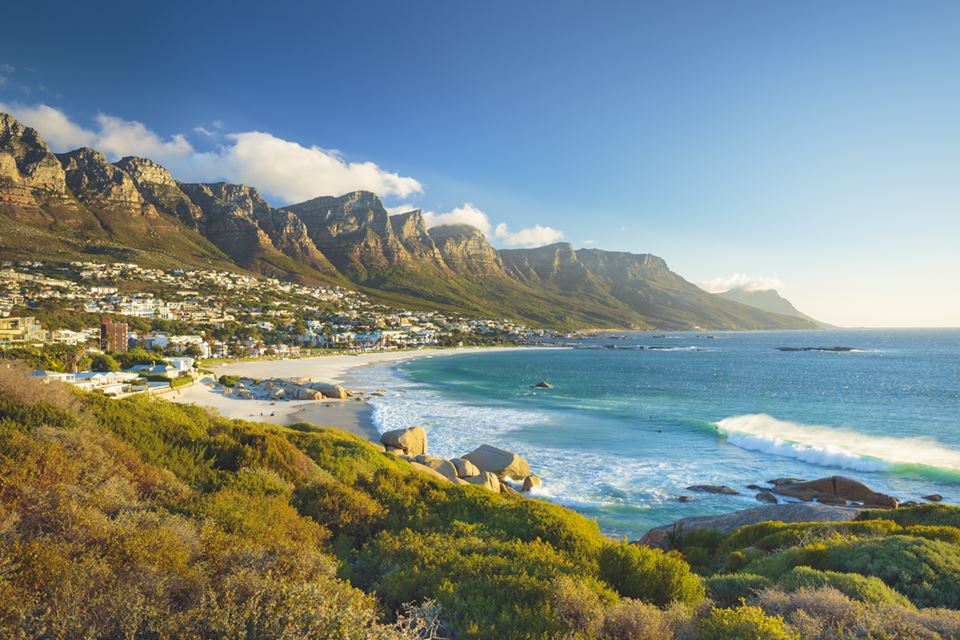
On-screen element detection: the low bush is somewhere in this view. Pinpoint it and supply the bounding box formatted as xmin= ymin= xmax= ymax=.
xmin=598 ymin=543 xmax=705 ymax=608
xmin=777 ymin=566 xmax=912 ymax=607
xmin=858 ymin=504 xmax=960 ymax=529
xmin=705 ymin=573 xmax=772 ymax=606
xmin=170 ymin=375 xmax=192 ymax=388
xmin=760 ymin=587 xmax=960 ymax=640
xmin=217 ymin=374 xmax=240 ymax=387
xmin=745 ymin=535 xmax=960 ymax=608
xmin=694 ymin=604 xmax=799 ymax=640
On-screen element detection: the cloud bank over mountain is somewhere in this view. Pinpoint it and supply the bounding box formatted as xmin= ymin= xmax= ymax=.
xmin=0 ymin=101 xmax=421 ymax=203
xmin=700 ymin=272 xmax=785 ymax=293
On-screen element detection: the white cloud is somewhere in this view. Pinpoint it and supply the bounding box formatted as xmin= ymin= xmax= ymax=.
xmin=582 ymin=239 xmax=596 ymax=245
xmin=94 ymin=114 xmax=194 ymax=162
xmin=700 ymin=273 xmax=784 ymax=293
xmin=493 ymin=223 xmax=564 ymax=248
xmin=422 ymin=203 xmax=492 ymax=235
xmin=0 ymin=64 xmax=13 ymax=87
xmin=0 ymin=102 xmax=96 ymax=150
xmin=0 ymin=102 xmax=422 ymax=203
xmin=190 ymin=131 xmax=423 ymax=203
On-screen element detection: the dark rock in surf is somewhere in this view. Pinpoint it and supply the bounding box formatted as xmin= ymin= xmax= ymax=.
xmin=756 ymin=491 xmax=778 ymax=504
xmin=687 ymin=484 xmax=740 ymax=495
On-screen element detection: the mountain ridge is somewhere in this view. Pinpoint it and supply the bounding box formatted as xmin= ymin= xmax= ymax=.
xmin=0 ymin=112 xmax=817 ymax=330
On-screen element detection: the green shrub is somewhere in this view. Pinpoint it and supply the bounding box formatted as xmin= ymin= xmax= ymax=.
xmin=218 ymin=374 xmax=240 ymax=387
xmin=904 ymin=524 xmax=960 ymax=545
xmin=598 ymin=543 xmax=705 ymax=608
xmin=746 ymin=535 xmax=960 ymax=608
xmin=858 ymin=504 xmax=960 ymax=528
xmin=695 ymin=604 xmax=799 ymax=640
xmin=705 ymin=573 xmax=772 ymax=606
xmin=170 ymin=375 xmax=192 ymax=388
xmin=777 ymin=566 xmax=912 ymax=607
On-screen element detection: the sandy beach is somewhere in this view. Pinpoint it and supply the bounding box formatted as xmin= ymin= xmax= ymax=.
xmin=171 ymin=346 xmax=542 ymax=441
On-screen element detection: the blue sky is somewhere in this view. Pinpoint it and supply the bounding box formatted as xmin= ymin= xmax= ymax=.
xmin=1 ymin=0 xmax=958 ymax=326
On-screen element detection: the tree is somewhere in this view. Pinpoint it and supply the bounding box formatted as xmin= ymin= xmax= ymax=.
xmin=90 ymin=353 xmax=120 ymax=372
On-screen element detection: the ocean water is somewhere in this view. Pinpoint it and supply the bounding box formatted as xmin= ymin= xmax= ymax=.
xmin=352 ymin=330 xmax=960 ymax=539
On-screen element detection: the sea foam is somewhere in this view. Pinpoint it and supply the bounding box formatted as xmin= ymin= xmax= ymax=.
xmin=716 ymin=413 xmax=960 ymax=474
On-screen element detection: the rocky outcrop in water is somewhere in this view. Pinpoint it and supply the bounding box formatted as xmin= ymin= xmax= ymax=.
xmin=769 ymin=476 xmax=898 ymax=508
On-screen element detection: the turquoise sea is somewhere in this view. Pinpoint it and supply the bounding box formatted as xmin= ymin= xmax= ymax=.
xmin=353 ymin=330 xmax=960 ymax=539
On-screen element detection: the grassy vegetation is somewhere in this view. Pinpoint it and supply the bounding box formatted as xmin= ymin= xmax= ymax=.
xmin=4 ymin=359 xmax=960 ymax=638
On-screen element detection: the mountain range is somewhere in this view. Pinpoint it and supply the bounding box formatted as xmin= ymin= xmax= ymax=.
xmin=0 ymin=112 xmax=820 ymax=330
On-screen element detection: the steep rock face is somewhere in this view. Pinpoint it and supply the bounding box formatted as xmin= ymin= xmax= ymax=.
xmin=389 ymin=210 xmax=447 ymax=269
xmin=283 ymin=191 xmax=409 ymax=277
xmin=58 ymin=148 xmax=157 ymax=218
xmin=178 ymin=182 xmax=284 ymax=264
xmin=0 ymin=113 xmax=88 ymax=225
xmin=428 ymin=224 xmax=504 ymax=275
xmin=115 ymin=156 xmax=204 ymax=228
xmin=501 ymin=242 xmax=592 ymax=289
xmin=177 ymin=182 xmax=337 ymax=276
xmin=575 ymin=249 xmax=671 ymax=282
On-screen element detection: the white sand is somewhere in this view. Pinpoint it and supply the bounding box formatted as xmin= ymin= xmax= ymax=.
xmin=172 ymin=346 xmax=545 ymax=440
xmin=210 ymin=346 xmax=538 ymax=385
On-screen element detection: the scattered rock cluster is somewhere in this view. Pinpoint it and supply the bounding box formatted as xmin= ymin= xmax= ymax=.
xmin=679 ymin=475 xmax=944 ymax=509
xmin=220 ymin=377 xmax=352 ymax=401
xmin=380 ymin=427 xmax=539 ymax=495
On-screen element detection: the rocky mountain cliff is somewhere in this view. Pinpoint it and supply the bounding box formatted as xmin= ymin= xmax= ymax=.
xmin=282 ymin=191 xmax=410 ymax=277
xmin=0 ymin=111 xmax=818 ymax=330
xmin=429 ymin=224 xmax=505 ymax=276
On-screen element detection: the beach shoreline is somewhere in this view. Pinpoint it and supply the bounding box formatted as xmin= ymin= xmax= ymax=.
xmin=171 ymin=345 xmax=550 ymax=441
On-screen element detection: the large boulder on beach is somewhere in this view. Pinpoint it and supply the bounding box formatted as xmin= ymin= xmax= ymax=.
xmin=637 ymin=503 xmax=864 ymax=549
xmin=295 ymin=387 xmax=323 ymax=400
xmin=306 ymin=382 xmax=349 ymax=399
xmin=465 ymin=471 xmax=500 ymax=492
xmin=451 ymin=457 xmax=480 ymax=478
xmin=772 ymin=476 xmax=897 ymax=508
xmin=410 ymin=461 xmax=450 ymax=483
xmin=463 ymin=444 xmax=530 ymax=480
xmin=380 ymin=427 xmax=427 ymax=457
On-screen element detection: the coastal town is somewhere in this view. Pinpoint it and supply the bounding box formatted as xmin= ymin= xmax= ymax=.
xmin=0 ymin=259 xmax=556 ymax=395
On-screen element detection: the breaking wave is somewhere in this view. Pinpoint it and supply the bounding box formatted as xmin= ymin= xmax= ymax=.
xmin=716 ymin=414 xmax=960 ymax=475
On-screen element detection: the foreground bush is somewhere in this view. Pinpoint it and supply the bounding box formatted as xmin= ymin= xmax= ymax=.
xmin=705 ymin=573 xmax=772 ymax=607
xmin=777 ymin=566 xmax=912 ymax=607
xmin=598 ymin=543 xmax=705 ymax=608
xmin=760 ymin=587 xmax=960 ymax=640
xmin=695 ymin=604 xmax=798 ymax=640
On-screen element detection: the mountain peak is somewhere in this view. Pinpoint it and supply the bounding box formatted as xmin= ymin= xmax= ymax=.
xmin=114 ymin=156 xmax=176 ymax=188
